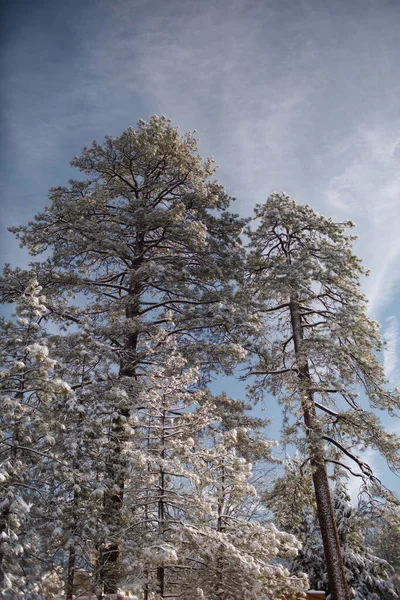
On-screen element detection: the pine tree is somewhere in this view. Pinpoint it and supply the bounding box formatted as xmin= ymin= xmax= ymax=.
xmin=5 ymin=116 xmax=247 ymax=594
xmin=95 ymin=338 xmax=308 ymax=600
xmin=265 ymin=456 xmax=399 ymax=599
xmin=332 ymin=474 xmax=398 ymax=600
xmin=263 ymin=453 xmax=315 ymax=538
xmin=264 ymin=455 xmax=326 ymax=592
xmin=165 ymin=388 xmax=308 ymax=600
xmin=246 ymin=193 xmax=400 ymax=600
xmin=42 ymin=329 xmax=116 ymax=599
xmin=185 ymin=409 xmax=308 ymax=600
xmin=359 ymin=492 xmax=400 ymax=596
xmin=0 ymin=280 xmax=72 ymax=597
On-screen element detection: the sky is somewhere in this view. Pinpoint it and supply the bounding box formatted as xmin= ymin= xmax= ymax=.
xmin=1 ymin=0 xmax=400 ymax=497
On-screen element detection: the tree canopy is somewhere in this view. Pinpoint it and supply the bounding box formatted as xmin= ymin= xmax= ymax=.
xmin=1 ymin=120 xmax=399 ymax=600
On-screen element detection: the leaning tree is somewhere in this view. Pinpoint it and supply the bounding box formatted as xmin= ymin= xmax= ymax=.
xmin=246 ymin=193 xmax=400 ymax=600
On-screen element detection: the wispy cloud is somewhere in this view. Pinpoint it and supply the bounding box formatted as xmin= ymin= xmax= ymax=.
xmin=2 ymin=0 xmax=400 ymax=318
xmin=346 ymin=448 xmax=380 ymax=506
xmin=383 ymin=316 xmax=399 ymax=382
xmin=323 ymin=125 xmax=400 ymax=317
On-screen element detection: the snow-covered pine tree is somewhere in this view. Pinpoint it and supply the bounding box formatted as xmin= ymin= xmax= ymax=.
xmin=263 ymin=453 xmax=315 ymax=538
xmin=332 ymin=474 xmax=398 ymax=600
xmin=246 ymin=193 xmax=400 ymax=600
xmin=41 ymin=329 xmax=117 ymax=599
xmin=5 ymin=116 xmax=247 ymax=594
xmin=367 ymin=500 xmax=400 ymax=595
xmin=0 ymin=280 xmax=73 ymax=598
xmin=94 ymin=337 xmax=307 ymax=600
xmin=264 ymin=455 xmax=326 ymax=592
xmin=118 ymin=339 xmax=218 ymax=598
xmin=265 ymin=457 xmax=399 ymax=599
xmin=170 ymin=413 xmax=308 ymax=600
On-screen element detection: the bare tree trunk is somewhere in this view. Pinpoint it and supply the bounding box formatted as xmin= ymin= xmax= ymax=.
xmin=143 ymin=422 xmax=151 ymax=600
xmin=94 ymin=546 xmax=104 ymax=600
xmin=156 ymin=565 xmax=165 ymax=598
xmin=157 ymin=404 xmax=166 ymax=598
xmin=65 ymin=544 xmax=76 ymax=600
xmin=290 ymin=298 xmax=350 ymax=600
xmin=215 ymin=461 xmax=225 ymax=600
xmin=143 ymin=571 xmax=150 ymax=600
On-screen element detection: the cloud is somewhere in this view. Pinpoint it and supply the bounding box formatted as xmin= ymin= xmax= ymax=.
xmin=346 ymin=448 xmax=380 ymax=506
xmin=2 ymin=0 xmax=400 ymax=319
xmin=383 ymin=316 xmax=399 ymax=382
xmin=323 ymin=124 xmax=400 ymax=317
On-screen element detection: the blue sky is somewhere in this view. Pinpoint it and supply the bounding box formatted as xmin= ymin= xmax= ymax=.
xmin=1 ymin=0 xmax=400 ymax=496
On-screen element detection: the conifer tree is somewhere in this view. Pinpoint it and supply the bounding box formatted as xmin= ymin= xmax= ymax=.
xmin=266 ymin=459 xmax=399 ymax=599
xmin=332 ymin=475 xmax=398 ymax=600
xmin=369 ymin=502 xmax=400 ymax=594
xmin=98 ymin=338 xmax=308 ymax=600
xmin=263 ymin=453 xmax=315 ymax=538
xmin=247 ymin=193 xmax=400 ymax=600
xmin=0 ymin=280 xmax=72 ymax=597
xmin=264 ymin=455 xmax=326 ymax=592
xmin=5 ymin=116 xmax=247 ymax=593
xmin=185 ymin=406 xmax=308 ymax=600
xmin=43 ymin=329 xmax=115 ymax=599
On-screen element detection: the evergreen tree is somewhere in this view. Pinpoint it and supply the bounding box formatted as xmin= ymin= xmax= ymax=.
xmin=266 ymin=458 xmax=399 ymax=599
xmin=264 ymin=453 xmax=315 ymax=538
xmin=5 ymin=116 xmax=247 ymax=594
xmin=106 ymin=338 xmax=308 ymax=600
xmin=43 ymin=329 xmax=116 ymax=599
xmin=0 ymin=280 xmax=72 ymax=597
xmin=246 ymin=193 xmax=400 ymax=600
xmin=264 ymin=455 xmax=326 ymax=592
xmin=332 ymin=475 xmax=398 ymax=600
xmin=359 ymin=493 xmax=400 ymax=596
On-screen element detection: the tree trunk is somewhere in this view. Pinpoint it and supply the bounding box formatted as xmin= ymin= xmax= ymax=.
xmin=157 ymin=405 xmax=166 ymax=598
xmin=157 ymin=566 xmax=165 ymax=598
xmin=289 ymin=298 xmax=350 ymax=600
xmin=65 ymin=544 xmax=76 ymax=600
xmin=65 ymin=472 xmax=80 ymax=599
xmin=215 ymin=461 xmax=225 ymax=600
xmin=143 ymin=418 xmax=151 ymax=600
xmin=100 ymin=249 xmax=143 ymax=594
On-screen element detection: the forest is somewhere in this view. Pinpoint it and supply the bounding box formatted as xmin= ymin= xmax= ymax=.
xmin=0 ymin=116 xmax=399 ymax=600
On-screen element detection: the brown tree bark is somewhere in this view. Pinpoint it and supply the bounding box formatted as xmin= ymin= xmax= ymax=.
xmin=289 ymin=298 xmax=350 ymax=600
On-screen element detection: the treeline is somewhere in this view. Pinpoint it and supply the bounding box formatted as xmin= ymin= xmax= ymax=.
xmin=0 ymin=116 xmax=399 ymax=600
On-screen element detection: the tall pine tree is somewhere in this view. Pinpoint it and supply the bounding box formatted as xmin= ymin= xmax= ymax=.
xmin=246 ymin=193 xmax=400 ymax=600
xmin=5 ymin=116 xmax=247 ymax=594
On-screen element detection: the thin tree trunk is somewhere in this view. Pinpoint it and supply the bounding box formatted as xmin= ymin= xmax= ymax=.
xmin=66 ymin=402 xmax=83 ymax=600
xmin=65 ymin=544 xmax=76 ymax=600
xmin=143 ymin=420 xmax=151 ymax=600
xmin=215 ymin=460 xmax=225 ymax=600
xmin=289 ymin=298 xmax=350 ymax=600
xmin=143 ymin=571 xmax=149 ymax=600
xmin=156 ymin=565 xmax=165 ymax=599
xmin=157 ymin=404 xmax=166 ymax=598
xmin=96 ymin=547 xmax=104 ymax=600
